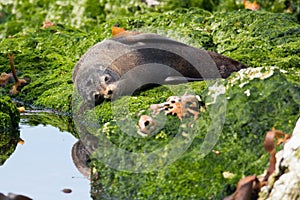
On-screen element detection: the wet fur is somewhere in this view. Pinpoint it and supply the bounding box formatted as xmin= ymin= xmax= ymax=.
xmin=73 ymin=33 xmax=247 ymax=105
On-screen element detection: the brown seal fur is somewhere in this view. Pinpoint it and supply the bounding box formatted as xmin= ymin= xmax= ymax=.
xmin=73 ymin=33 xmax=247 ymax=105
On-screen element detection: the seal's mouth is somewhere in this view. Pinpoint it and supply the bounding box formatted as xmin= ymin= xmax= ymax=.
xmin=94 ymin=93 xmax=105 ymax=105
xmin=94 ymin=82 xmax=117 ymax=105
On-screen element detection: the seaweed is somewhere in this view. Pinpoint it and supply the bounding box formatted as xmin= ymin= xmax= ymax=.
xmin=0 ymin=96 xmax=20 ymax=166
xmin=0 ymin=2 xmax=299 ymax=199
xmin=0 ymin=96 xmax=20 ymax=130
xmin=89 ymin=68 xmax=300 ymax=199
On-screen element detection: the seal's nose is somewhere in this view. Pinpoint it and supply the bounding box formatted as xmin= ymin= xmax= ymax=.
xmin=107 ymin=90 xmax=113 ymax=95
xmin=103 ymin=83 xmax=117 ymax=99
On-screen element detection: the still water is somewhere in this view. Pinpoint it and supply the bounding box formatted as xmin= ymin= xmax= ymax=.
xmin=0 ymin=120 xmax=91 ymax=200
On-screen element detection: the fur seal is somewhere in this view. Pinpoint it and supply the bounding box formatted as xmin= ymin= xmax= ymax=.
xmin=73 ymin=33 xmax=247 ymax=105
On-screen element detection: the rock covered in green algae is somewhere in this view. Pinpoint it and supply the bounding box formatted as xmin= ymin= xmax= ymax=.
xmin=0 ymin=96 xmax=20 ymax=166
xmin=0 ymin=1 xmax=300 ymax=199
xmin=209 ymin=11 xmax=300 ymax=69
xmin=87 ymin=67 xmax=300 ymax=199
xmin=0 ymin=96 xmax=19 ymax=131
xmin=0 ymin=127 xmax=19 ymax=166
xmin=0 ymin=0 xmax=155 ymax=37
xmin=1 ymin=0 xmax=298 ymax=38
xmin=0 ymin=5 xmax=300 ymax=112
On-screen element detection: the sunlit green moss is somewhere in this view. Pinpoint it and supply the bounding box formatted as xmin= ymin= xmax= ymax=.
xmin=0 ymin=96 xmax=20 ymax=166
xmin=1 ymin=8 xmax=299 ymax=112
xmin=209 ymin=11 xmax=300 ymax=68
xmin=0 ymin=128 xmax=19 ymax=166
xmin=0 ymin=1 xmax=300 ymax=199
xmin=89 ymin=68 xmax=300 ymax=199
xmin=0 ymin=96 xmax=19 ymax=130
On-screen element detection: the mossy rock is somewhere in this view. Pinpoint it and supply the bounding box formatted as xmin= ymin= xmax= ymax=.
xmin=86 ymin=67 xmax=300 ymax=199
xmin=0 ymin=2 xmax=300 ymax=199
xmin=0 ymin=96 xmax=19 ymax=130
xmin=0 ymin=128 xmax=19 ymax=166
xmin=0 ymin=96 xmax=20 ymax=166
xmin=0 ymin=1 xmax=299 ymax=37
xmin=0 ymin=8 xmax=299 ymax=112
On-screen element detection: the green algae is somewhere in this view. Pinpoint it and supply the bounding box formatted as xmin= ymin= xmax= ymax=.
xmin=21 ymin=111 xmax=77 ymax=136
xmin=156 ymin=0 xmax=300 ymax=15
xmin=0 ymin=25 xmax=102 ymax=111
xmin=0 ymin=8 xmax=299 ymax=112
xmin=89 ymin=68 xmax=300 ymax=199
xmin=209 ymin=11 xmax=300 ymax=68
xmin=0 ymin=128 xmax=19 ymax=166
xmin=0 ymin=96 xmax=20 ymax=166
xmin=0 ymin=96 xmax=20 ymax=130
xmin=0 ymin=1 xmax=300 ymax=199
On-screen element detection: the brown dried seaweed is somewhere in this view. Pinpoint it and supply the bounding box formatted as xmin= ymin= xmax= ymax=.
xmin=112 ymin=26 xmax=140 ymax=38
xmin=42 ymin=21 xmax=56 ymax=28
xmin=150 ymin=94 xmax=201 ymax=120
xmin=138 ymin=94 xmax=203 ymax=135
xmin=224 ymin=128 xmax=291 ymax=200
xmin=0 ymin=72 xmax=12 ymax=87
xmin=263 ymin=128 xmax=291 ymax=181
xmin=7 ymin=54 xmax=28 ymax=94
xmin=224 ymin=175 xmax=261 ymax=200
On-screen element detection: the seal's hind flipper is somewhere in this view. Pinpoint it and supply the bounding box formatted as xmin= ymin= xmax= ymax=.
xmin=164 ymin=76 xmax=204 ymax=84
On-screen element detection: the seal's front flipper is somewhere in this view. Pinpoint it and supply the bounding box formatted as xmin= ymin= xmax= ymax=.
xmin=164 ymin=76 xmax=204 ymax=84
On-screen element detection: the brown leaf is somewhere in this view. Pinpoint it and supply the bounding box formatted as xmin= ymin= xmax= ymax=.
xmin=112 ymin=26 xmax=140 ymax=38
xmin=7 ymin=54 xmax=29 ymax=94
xmin=243 ymin=0 xmax=260 ymax=11
xmin=42 ymin=21 xmax=56 ymax=28
xmin=263 ymin=128 xmax=291 ymax=181
xmin=112 ymin=26 xmax=126 ymax=36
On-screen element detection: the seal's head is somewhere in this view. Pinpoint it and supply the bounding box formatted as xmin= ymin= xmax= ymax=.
xmin=74 ymin=65 xmax=120 ymax=106
xmin=93 ymin=68 xmax=119 ymax=104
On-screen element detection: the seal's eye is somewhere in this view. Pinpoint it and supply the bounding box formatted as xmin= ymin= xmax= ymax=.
xmin=104 ymin=75 xmax=110 ymax=83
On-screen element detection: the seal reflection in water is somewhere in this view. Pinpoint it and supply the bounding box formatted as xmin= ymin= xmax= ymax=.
xmin=73 ymin=32 xmax=247 ymax=106
xmin=71 ymin=132 xmax=99 ymax=178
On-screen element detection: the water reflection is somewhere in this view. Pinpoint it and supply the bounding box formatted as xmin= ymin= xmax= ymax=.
xmin=72 ymin=140 xmax=93 ymax=178
xmin=0 ymin=116 xmax=91 ymax=200
xmin=0 ymin=129 xmax=20 ymax=167
xmin=71 ymin=131 xmax=99 ymax=179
